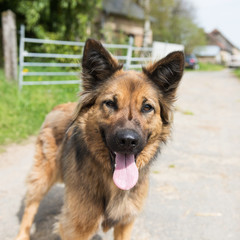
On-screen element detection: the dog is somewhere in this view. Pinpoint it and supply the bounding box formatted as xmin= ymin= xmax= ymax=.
xmin=15 ymin=39 xmax=184 ymax=240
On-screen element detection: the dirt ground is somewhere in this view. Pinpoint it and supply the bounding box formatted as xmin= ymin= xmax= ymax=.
xmin=0 ymin=69 xmax=240 ymax=240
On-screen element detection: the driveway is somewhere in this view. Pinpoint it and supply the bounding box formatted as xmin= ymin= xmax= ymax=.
xmin=0 ymin=69 xmax=240 ymax=240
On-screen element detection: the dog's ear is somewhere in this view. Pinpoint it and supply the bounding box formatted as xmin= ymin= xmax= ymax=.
xmin=143 ymin=51 xmax=184 ymax=126
xmin=142 ymin=51 xmax=184 ymax=101
xmin=82 ymin=39 xmax=122 ymax=91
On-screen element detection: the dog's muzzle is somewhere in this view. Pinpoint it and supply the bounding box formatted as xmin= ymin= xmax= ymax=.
xmin=111 ymin=129 xmax=142 ymax=155
xmin=106 ymin=129 xmax=145 ymax=191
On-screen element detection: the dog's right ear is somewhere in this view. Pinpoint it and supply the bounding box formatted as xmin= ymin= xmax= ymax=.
xmin=142 ymin=51 xmax=184 ymax=101
xmin=82 ymin=39 xmax=122 ymax=91
xmin=142 ymin=51 xmax=184 ymax=126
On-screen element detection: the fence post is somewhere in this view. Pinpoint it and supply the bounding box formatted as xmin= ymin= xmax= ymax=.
xmin=1 ymin=10 xmax=18 ymax=81
xmin=18 ymin=25 xmax=25 ymax=90
xmin=126 ymin=36 xmax=134 ymax=70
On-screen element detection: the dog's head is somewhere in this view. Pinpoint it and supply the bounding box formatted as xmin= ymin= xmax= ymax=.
xmin=74 ymin=39 xmax=184 ymax=190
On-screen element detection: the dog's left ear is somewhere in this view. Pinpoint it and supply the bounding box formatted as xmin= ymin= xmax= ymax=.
xmin=142 ymin=51 xmax=184 ymax=101
xmin=82 ymin=39 xmax=122 ymax=91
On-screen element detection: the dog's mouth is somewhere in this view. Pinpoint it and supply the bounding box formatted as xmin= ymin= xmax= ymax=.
xmin=110 ymin=152 xmax=139 ymax=191
xmin=100 ymin=127 xmax=143 ymax=191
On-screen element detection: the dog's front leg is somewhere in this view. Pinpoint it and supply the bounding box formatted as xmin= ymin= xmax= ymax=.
xmin=58 ymin=191 xmax=102 ymax=240
xmin=113 ymin=219 xmax=135 ymax=240
xmin=58 ymin=211 xmax=102 ymax=240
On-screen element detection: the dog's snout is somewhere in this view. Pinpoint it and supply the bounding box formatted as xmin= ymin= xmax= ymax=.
xmin=106 ymin=128 xmax=145 ymax=155
xmin=113 ymin=129 xmax=142 ymax=154
xmin=117 ymin=130 xmax=139 ymax=148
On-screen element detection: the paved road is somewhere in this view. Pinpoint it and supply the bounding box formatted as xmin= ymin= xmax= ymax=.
xmin=1 ymin=69 xmax=240 ymax=240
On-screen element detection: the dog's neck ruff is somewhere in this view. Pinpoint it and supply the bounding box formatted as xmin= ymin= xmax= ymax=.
xmin=113 ymin=153 xmax=139 ymax=190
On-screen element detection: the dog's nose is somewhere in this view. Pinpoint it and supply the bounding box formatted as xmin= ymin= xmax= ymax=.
xmin=115 ymin=129 xmax=140 ymax=152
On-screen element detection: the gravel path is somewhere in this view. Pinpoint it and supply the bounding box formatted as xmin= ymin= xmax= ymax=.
xmin=1 ymin=69 xmax=240 ymax=240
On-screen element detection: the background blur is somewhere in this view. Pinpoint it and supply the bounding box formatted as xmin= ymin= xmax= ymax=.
xmin=0 ymin=0 xmax=239 ymax=56
xmin=0 ymin=1 xmax=240 ymax=240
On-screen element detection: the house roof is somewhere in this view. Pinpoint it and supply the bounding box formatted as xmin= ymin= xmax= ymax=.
xmin=193 ymin=45 xmax=221 ymax=57
xmin=207 ymin=29 xmax=238 ymax=53
xmin=102 ymin=0 xmax=149 ymax=21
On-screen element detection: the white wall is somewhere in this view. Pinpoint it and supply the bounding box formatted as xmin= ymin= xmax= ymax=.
xmin=152 ymin=41 xmax=184 ymax=61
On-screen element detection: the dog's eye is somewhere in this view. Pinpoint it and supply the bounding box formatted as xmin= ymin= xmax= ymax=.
xmin=141 ymin=104 xmax=154 ymax=113
xmin=104 ymin=100 xmax=116 ymax=109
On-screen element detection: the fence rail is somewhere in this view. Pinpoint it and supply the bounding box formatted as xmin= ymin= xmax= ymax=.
xmin=23 ymin=63 xmax=80 ymax=67
xmin=19 ymin=25 xmax=153 ymax=89
xmin=23 ymin=72 xmax=79 ymax=76
xmin=23 ymin=52 xmax=82 ymax=59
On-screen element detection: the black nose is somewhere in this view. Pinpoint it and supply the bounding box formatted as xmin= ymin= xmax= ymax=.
xmin=115 ymin=129 xmax=140 ymax=153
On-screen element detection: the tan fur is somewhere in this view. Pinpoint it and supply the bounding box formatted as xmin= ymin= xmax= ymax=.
xmin=16 ymin=39 xmax=184 ymax=240
xmin=15 ymin=103 xmax=76 ymax=240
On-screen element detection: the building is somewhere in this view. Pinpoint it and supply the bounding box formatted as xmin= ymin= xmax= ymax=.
xmin=99 ymin=0 xmax=153 ymax=46
xmin=194 ymin=29 xmax=240 ymax=65
xmin=193 ymin=45 xmax=221 ymax=64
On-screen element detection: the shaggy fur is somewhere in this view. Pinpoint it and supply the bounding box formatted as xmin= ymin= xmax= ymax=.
xmin=15 ymin=39 xmax=184 ymax=240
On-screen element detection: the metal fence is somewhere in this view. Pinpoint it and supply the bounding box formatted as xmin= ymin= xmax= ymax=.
xmin=19 ymin=25 xmax=153 ymax=89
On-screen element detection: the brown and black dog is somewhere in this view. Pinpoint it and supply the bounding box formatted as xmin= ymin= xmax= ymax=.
xmin=15 ymin=39 xmax=184 ymax=240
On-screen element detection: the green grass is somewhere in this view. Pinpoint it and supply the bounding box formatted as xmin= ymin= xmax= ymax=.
xmin=183 ymin=110 xmax=194 ymax=116
xmin=175 ymin=106 xmax=194 ymax=116
xmin=234 ymin=68 xmax=240 ymax=79
xmin=0 ymin=68 xmax=79 ymax=145
xmin=198 ymin=62 xmax=225 ymax=71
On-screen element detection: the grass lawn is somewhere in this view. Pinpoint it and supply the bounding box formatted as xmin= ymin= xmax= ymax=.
xmin=233 ymin=68 xmax=240 ymax=79
xmin=0 ymin=68 xmax=79 ymax=146
xmin=186 ymin=62 xmax=225 ymax=71
xmin=198 ymin=62 xmax=225 ymax=71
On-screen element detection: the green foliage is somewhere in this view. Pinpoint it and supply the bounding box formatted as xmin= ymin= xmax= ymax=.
xmin=234 ymin=68 xmax=240 ymax=79
xmin=0 ymin=68 xmax=79 ymax=145
xmin=17 ymin=0 xmax=101 ymax=41
xmin=150 ymin=0 xmax=206 ymax=53
xmin=0 ymin=0 xmax=101 ymax=56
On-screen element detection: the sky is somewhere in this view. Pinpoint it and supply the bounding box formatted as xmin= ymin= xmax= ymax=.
xmin=192 ymin=0 xmax=240 ymax=49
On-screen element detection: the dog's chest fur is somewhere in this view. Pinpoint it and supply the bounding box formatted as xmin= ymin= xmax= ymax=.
xmin=102 ymin=176 xmax=148 ymax=229
xmin=105 ymin=192 xmax=138 ymax=223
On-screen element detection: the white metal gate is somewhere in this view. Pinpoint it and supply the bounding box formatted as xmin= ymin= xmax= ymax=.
xmin=19 ymin=25 xmax=153 ymax=89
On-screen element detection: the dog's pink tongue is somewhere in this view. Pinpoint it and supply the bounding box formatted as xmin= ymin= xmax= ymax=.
xmin=113 ymin=153 xmax=139 ymax=190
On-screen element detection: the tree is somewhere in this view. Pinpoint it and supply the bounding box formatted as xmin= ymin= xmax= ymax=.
xmin=0 ymin=0 xmax=101 ymax=61
xmin=150 ymin=0 xmax=206 ymax=53
xmin=0 ymin=0 xmax=101 ymax=41
xmin=17 ymin=0 xmax=101 ymax=41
